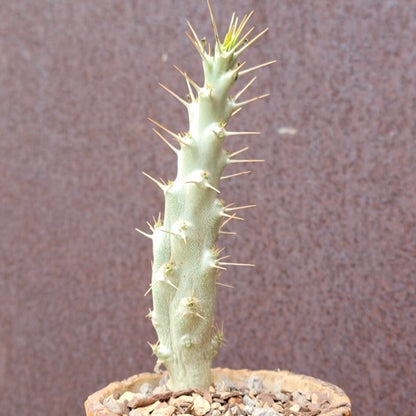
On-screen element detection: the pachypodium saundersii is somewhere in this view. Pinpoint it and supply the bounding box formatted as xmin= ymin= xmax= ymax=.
xmin=137 ymin=1 xmax=274 ymax=390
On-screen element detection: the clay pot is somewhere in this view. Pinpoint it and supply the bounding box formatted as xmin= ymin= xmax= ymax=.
xmin=85 ymin=368 xmax=351 ymax=416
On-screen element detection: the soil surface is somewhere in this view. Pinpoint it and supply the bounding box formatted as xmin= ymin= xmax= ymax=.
xmin=102 ymin=375 xmax=350 ymax=416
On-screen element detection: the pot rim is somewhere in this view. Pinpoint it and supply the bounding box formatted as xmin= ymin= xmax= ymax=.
xmin=85 ymin=367 xmax=351 ymax=416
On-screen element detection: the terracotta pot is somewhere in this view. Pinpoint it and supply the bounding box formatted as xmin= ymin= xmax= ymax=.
xmin=85 ymin=368 xmax=351 ymax=416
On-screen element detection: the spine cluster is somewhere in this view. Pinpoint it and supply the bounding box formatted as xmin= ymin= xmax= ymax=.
xmin=137 ymin=3 xmax=274 ymax=390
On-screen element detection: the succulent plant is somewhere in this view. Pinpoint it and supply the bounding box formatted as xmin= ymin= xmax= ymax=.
xmin=137 ymin=1 xmax=274 ymax=390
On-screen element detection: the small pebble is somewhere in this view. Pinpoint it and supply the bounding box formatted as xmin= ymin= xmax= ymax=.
xmin=130 ymin=409 xmax=146 ymax=416
xmin=274 ymin=392 xmax=288 ymax=403
xmin=146 ymin=400 xmax=162 ymax=413
xmin=252 ymin=407 xmax=280 ymax=416
xmin=289 ymin=403 xmax=300 ymax=412
xmin=246 ymin=376 xmax=263 ymax=392
xmin=103 ymin=395 xmax=122 ymax=415
xmin=257 ymin=393 xmax=274 ymax=407
xmin=291 ymin=391 xmax=309 ymax=409
xmin=272 ymin=403 xmax=283 ymax=412
xmin=216 ymin=377 xmax=236 ymax=392
xmin=230 ymin=406 xmax=239 ymax=415
xmin=307 ymin=402 xmax=320 ymax=412
xmin=119 ymin=391 xmax=138 ymax=403
xmin=193 ymin=395 xmax=211 ymax=416
xmin=128 ymin=394 xmax=146 ymax=408
xmin=170 ymin=395 xmax=194 ymax=406
xmin=244 ymin=405 xmax=255 ymax=415
xmin=243 ymin=395 xmax=257 ymax=407
xmin=152 ymin=404 xmax=176 ymax=416
xmin=139 ymin=383 xmax=154 ymax=397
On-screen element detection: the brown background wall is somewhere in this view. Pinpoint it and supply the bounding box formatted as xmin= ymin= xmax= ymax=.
xmin=1 ymin=0 xmax=415 ymax=415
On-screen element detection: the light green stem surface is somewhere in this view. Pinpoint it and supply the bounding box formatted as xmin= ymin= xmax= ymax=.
xmin=143 ymin=8 xmax=271 ymax=390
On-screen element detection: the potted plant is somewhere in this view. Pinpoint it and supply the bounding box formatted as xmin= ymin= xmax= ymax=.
xmin=85 ymin=2 xmax=351 ymax=415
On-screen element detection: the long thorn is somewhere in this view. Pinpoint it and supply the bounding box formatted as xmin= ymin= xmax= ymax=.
xmin=220 ymin=213 xmax=239 ymax=228
xmin=226 ymin=131 xmax=260 ymax=136
xmin=142 ymin=171 xmax=165 ymax=190
xmin=206 ymin=183 xmax=221 ymax=193
xmin=234 ymin=76 xmax=257 ymax=101
xmin=185 ymin=77 xmax=195 ymax=101
xmin=148 ymin=118 xmax=177 ymax=138
xmin=239 ymin=60 xmax=277 ymax=76
xmin=186 ymin=180 xmax=220 ymax=193
xmin=232 ymin=61 xmax=246 ymax=77
xmin=145 ymin=308 xmax=153 ymax=319
xmin=231 ymin=107 xmax=243 ymax=118
xmin=234 ymin=27 xmax=255 ymax=50
xmin=219 ymin=230 xmax=237 ymax=235
xmin=152 ymin=128 xmax=178 ymax=153
xmin=220 ymin=170 xmax=251 ymax=180
xmin=160 ymin=229 xmax=182 ymax=239
xmin=235 ymin=11 xmax=254 ymax=40
xmin=159 ymin=83 xmax=188 ymax=107
xmin=148 ymin=118 xmax=184 ymax=143
xmin=156 ymin=278 xmax=178 ymax=290
xmin=135 ymin=228 xmax=152 ymax=239
xmin=213 ymin=264 xmax=227 ymax=271
xmin=225 ymin=204 xmax=256 ymax=212
xmin=146 ymin=221 xmax=154 ymax=232
xmin=194 ymin=312 xmax=206 ymax=321
xmin=174 ymin=66 xmax=200 ymax=91
xmin=216 ymin=281 xmax=234 ymax=288
xmin=236 ymin=28 xmax=269 ymax=56
xmin=228 ymin=146 xmax=249 ymax=158
xmin=219 ymin=262 xmax=255 ymax=267
xmin=236 ymin=93 xmax=270 ymax=108
xmin=185 ymin=31 xmax=205 ymax=58
xmin=227 ymin=12 xmax=236 ymax=35
xmin=221 ymin=213 xmax=244 ymax=221
xmin=206 ymin=0 xmax=221 ymax=49
xmin=186 ymin=21 xmax=205 ymax=54
xmin=144 ymin=285 xmax=152 ymax=296
xmin=228 ymin=158 xmax=264 ymax=164
xmin=232 ymin=17 xmax=238 ymax=40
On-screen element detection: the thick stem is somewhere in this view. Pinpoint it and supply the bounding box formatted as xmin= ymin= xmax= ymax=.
xmin=146 ymin=9 xmax=271 ymax=389
xmin=150 ymin=50 xmax=237 ymax=389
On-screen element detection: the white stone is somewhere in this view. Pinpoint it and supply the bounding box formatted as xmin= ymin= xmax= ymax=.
xmin=193 ymin=395 xmax=211 ymax=416
xmin=119 ymin=391 xmax=138 ymax=403
xmin=103 ymin=395 xmax=122 ymax=415
xmin=246 ymin=375 xmax=263 ymax=392
xmin=153 ymin=405 xmax=176 ymax=416
xmin=139 ymin=382 xmax=154 ymax=397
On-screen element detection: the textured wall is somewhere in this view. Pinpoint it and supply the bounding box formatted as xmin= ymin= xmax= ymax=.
xmin=1 ymin=0 xmax=415 ymax=415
